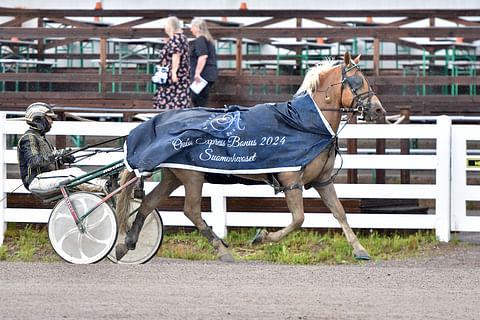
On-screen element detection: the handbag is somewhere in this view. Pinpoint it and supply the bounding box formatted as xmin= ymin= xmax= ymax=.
xmin=152 ymin=65 xmax=169 ymax=85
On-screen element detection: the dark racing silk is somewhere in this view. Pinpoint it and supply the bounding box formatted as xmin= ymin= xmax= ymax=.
xmin=124 ymin=93 xmax=335 ymax=175
xmin=17 ymin=129 xmax=58 ymax=189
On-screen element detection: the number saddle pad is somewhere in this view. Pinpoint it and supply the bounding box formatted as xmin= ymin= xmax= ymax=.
xmin=124 ymin=92 xmax=335 ymax=175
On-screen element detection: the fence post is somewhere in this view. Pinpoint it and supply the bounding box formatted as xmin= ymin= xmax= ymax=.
xmin=400 ymin=106 xmax=411 ymax=184
xmin=55 ymin=112 xmax=66 ymax=149
xmin=435 ymin=115 xmax=452 ymax=242
xmin=375 ymin=115 xmax=386 ymax=184
xmin=347 ymin=116 xmax=358 ymax=183
xmin=209 ymin=185 xmax=227 ymax=238
xmin=0 ymin=113 xmax=6 ymax=245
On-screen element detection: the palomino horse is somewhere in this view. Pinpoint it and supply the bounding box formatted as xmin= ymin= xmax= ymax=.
xmin=115 ymin=52 xmax=385 ymax=262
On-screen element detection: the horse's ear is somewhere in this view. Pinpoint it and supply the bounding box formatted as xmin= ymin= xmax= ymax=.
xmin=343 ymin=51 xmax=352 ymax=66
xmin=353 ymin=54 xmax=361 ymax=65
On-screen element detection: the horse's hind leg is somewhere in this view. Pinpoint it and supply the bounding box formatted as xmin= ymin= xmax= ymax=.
xmin=315 ymin=183 xmax=370 ymax=260
xmin=124 ymin=169 xmax=181 ymax=250
xmin=252 ymin=188 xmax=305 ymax=244
xmin=171 ymin=169 xmax=234 ymax=262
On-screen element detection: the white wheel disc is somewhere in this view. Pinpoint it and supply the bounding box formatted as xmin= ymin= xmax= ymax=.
xmin=48 ymin=192 xmax=118 ymax=264
xmin=108 ymin=199 xmax=163 ymax=264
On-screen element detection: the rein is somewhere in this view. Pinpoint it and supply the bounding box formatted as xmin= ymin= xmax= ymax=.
xmin=66 ymin=135 xmax=127 ymax=164
xmin=65 ymin=135 xmax=127 ymax=156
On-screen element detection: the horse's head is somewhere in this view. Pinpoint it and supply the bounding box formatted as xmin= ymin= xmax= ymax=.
xmin=340 ymin=52 xmax=386 ymax=122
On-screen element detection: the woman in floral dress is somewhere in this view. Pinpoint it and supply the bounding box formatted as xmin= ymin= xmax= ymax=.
xmin=153 ymin=16 xmax=191 ymax=109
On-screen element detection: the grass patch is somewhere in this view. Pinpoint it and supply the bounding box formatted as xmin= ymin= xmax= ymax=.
xmin=159 ymin=230 xmax=216 ymax=261
xmin=158 ymin=228 xmax=444 ymax=265
xmin=0 ymin=225 xmax=452 ymax=264
xmin=0 ymin=225 xmax=59 ymax=262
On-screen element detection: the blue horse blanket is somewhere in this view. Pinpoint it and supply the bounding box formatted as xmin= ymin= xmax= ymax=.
xmin=124 ymin=93 xmax=335 ymax=175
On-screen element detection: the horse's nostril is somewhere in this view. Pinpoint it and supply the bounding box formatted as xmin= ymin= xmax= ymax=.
xmin=376 ymin=108 xmax=383 ymax=114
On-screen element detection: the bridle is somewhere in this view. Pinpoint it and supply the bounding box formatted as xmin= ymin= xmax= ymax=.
xmin=320 ymin=63 xmax=376 ymax=116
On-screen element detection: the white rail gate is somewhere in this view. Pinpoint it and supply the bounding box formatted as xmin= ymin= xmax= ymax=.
xmin=451 ymin=125 xmax=480 ymax=232
xmin=1 ymin=113 xmax=477 ymax=245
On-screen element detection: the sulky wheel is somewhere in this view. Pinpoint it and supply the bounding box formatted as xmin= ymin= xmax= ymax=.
xmin=107 ymin=199 xmax=164 ymax=264
xmin=48 ymin=192 xmax=118 ymax=264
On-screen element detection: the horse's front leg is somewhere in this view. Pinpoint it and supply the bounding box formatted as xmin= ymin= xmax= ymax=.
xmin=252 ymin=188 xmax=305 ymax=244
xmin=184 ymin=191 xmax=234 ymax=262
xmin=315 ymin=183 xmax=370 ymax=260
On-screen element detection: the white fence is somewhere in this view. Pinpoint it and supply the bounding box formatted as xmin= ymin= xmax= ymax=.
xmin=451 ymin=125 xmax=480 ymax=232
xmin=0 ymin=113 xmax=458 ymax=245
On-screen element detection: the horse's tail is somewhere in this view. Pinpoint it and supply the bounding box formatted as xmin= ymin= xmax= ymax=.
xmin=115 ymin=169 xmax=136 ymax=233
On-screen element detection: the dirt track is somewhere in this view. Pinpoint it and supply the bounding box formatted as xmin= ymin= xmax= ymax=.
xmin=1 ymin=245 xmax=479 ymax=320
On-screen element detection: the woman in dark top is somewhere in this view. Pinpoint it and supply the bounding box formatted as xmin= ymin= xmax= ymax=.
xmin=153 ymin=16 xmax=191 ymax=109
xmin=189 ymin=18 xmax=218 ymax=107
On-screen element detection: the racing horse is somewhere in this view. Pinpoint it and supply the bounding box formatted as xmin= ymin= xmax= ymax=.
xmin=115 ymin=52 xmax=386 ymax=262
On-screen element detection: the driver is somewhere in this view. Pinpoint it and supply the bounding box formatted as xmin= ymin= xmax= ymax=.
xmin=17 ymin=102 xmax=109 ymax=194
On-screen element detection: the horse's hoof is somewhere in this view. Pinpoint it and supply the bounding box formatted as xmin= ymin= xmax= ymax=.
xmin=115 ymin=243 xmax=128 ymax=260
xmin=354 ymin=250 xmax=371 ymax=260
xmin=125 ymin=242 xmax=136 ymax=251
xmin=214 ymin=240 xmax=234 ymax=263
xmin=218 ymin=253 xmax=235 ymax=263
xmin=251 ymin=229 xmax=267 ymax=245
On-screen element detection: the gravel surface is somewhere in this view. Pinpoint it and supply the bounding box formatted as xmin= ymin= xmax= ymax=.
xmin=0 ymin=245 xmax=479 ymax=320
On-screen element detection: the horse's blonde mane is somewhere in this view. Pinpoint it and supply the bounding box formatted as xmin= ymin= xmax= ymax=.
xmin=294 ymin=59 xmax=339 ymax=97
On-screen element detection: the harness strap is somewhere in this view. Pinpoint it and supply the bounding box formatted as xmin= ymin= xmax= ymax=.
xmin=265 ymin=137 xmax=341 ymax=194
xmin=268 ymin=170 xmax=305 ymax=195
xmin=304 ymin=138 xmax=341 ymax=190
xmin=304 ymin=177 xmax=334 ymax=189
xmin=319 ymin=107 xmax=359 ymax=113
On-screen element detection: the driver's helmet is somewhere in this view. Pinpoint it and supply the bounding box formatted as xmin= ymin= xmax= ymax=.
xmin=25 ymin=102 xmax=57 ymax=134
